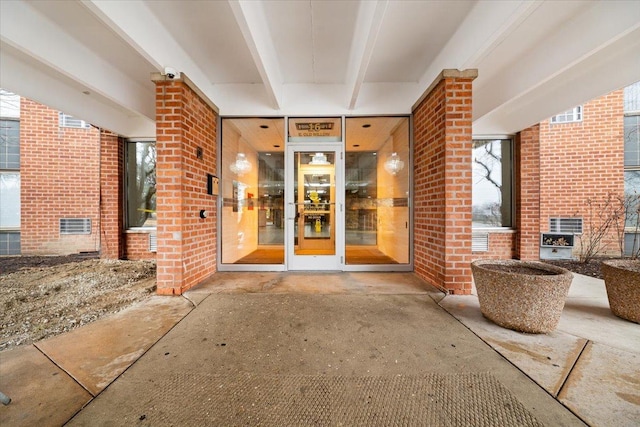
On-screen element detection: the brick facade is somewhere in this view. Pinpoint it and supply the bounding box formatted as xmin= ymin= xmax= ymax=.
xmin=99 ymin=130 xmax=124 ymax=259
xmin=412 ymin=70 xmax=476 ymax=295
xmin=515 ymin=125 xmax=541 ymax=260
xmin=20 ymin=99 xmax=101 ymax=255
xmin=154 ymin=77 xmax=218 ymax=295
xmin=539 ymin=91 xmax=625 ymax=256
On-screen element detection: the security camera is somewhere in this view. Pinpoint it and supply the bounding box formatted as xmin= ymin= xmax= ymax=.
xmin=163 ymin=67 xmax=180 ymax=80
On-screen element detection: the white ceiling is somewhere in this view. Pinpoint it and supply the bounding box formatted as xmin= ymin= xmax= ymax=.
xmin=1 ymin=0 xmax=639 ymax=138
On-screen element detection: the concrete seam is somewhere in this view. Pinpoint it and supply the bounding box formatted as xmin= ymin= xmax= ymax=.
xmin=556 ymin=339 xmax=590 ymax=398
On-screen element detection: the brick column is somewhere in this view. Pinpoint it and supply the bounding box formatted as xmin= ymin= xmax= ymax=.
xmin=515 ymin=125 xmax=541 ymax=260
xmin=412 ymin=69 xmax=476 ymax=295
xmin=99 ymin=130 xmax=124 ymax=259
xmin=154 ymin=75 xmax=218 ymax=295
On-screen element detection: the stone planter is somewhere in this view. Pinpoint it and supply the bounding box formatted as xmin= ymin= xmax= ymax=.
xmin=601 ymin=259 xmax=640 ymax=324
xmin=471 ymin=259 xmax=573 ymax=333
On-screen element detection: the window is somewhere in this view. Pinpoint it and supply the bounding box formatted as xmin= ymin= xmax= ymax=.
xmin=59 ymin=112 xmax=92 ymax=129
xmin=624 ymin=82 xmax=640 ymax=256
xmin=0 ymin=119 xmax=19 ymax=169
xmin=0 ymin=112 xmax=20 ymax=255
xmin=472 ymin=138 xmax=514 ymax=228
xmin=126 ymin=141 xmax=156 ymax=228
xmin=550 ymin=106 xmax=583 ymax=124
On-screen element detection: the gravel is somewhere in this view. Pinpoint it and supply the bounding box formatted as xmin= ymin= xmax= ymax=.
xmin=0 ymin=256 xmax=156 ymax=351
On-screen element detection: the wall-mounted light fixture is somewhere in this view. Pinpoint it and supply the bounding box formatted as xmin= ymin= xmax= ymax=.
xmin=230 ymin=153 xmax=252 ymax=175
xmin=384 ymin=152 xmax=404 ymax=176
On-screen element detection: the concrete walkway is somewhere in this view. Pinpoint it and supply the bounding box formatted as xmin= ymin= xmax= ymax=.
xmin=0 ymin=272 xmax=637 ymax=426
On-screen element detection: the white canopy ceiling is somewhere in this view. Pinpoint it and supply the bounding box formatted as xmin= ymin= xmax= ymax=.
xmin=1 ymin=0 xmax=639 ymax=138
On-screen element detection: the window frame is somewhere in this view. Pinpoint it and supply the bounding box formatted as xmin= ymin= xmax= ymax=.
xmin=124 ymin=139 xmax=157 ymax=230
xmin=471 ymin=136 xmax=515 ymax=230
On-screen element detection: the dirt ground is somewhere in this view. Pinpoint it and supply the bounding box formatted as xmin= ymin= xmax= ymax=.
xmin=0 ymin=254 xmax=156 ymax=351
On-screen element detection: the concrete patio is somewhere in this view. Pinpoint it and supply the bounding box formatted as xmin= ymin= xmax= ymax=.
xmin=0 ymin=272 xmax=637 ymax=426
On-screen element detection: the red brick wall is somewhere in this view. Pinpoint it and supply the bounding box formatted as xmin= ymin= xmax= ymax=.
xmin=539 ymin=91 xmax=624 ymax=256
xmin=515 ymin=125 xmax=541 ymax=260
xmin=413 ymin=71 xmax=475 ymax=295
xmin=155 ymin=78 xmax=217 ymax=295
xmin=124 ymin=232 xmax=156 ymax=260
xmin=99 ymin=130 xmax=124 ymax=259
xmin=20 ymin=99 xmax=101 ymax=255
xmin=472 ymin=231 xmax=517 ymax=260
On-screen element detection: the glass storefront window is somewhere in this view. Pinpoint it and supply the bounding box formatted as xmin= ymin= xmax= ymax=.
xmin=126 ymin=141 xmax=156 ymax=228
xmin=221 ymin=118 xmax=285 ymax=264
xmin=344 ymin=117 xmax=410 ymax=264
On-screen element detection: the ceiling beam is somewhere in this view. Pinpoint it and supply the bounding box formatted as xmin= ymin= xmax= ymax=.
xmin=81 ymin=0 xmax=211 ymax=92
xmin=473 ymin=25 xmax=640 ymax=135
xmin=0 ymin=43 xmax=154 ymax=137
xmin=473 ymin=0 xmax=640 ymax=123
xmin=345 ymin=0 xmax=388 ymax=110
xmin=1 ymin=0 xmax=155 ymax=122
xmin=228 ymin=0 xmax=282 ymax=111
xmin=413 ymin=0 xmax=541 ymax=108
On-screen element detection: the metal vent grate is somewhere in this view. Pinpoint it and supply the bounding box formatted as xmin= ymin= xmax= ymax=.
xmin=60 ymin=218 xmax=91 ymax=235
xmin=549 ymin=218 xmax=582 ymax=234
xmin=472 ymin=233 xmax=489 ymax=252
xmin=59 ymin=112 xmax=91 ymax=129
xmin=149 ymin=233 xmax=157 ymax=252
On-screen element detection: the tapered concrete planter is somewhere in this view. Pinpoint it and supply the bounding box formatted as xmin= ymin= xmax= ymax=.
xmin=471 ymin=260 xmax=573 ymax=334
xmin=601 ymin=260 xmax=640 ymax=324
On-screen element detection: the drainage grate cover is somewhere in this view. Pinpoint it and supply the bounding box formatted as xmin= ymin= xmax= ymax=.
xmin=134 ymin=372 xmax=543 ymax=426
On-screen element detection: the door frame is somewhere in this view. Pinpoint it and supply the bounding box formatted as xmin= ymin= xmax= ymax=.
xmin=285 ymin=143 xmax=344 ymax=270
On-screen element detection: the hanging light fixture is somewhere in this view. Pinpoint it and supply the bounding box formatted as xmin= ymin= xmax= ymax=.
xmin=230 ymin=153 xmax=252 ymax=175
xmin=309 ymin=152 xmax=329 ymax=165
xmin=384 ymin=152 xmax=405 ymax=176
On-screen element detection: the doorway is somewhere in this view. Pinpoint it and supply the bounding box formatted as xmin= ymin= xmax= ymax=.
xmin=219 ymin=117 xmax=411 ymax=271
xmin=287 ymin=145 xmax=342 ymax=270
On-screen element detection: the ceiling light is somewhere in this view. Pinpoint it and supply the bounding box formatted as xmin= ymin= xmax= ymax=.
xmin=309 ymin=152 xmax=329 ymax=165
xmin=384 ymin=152 xmax=404 ymax=176
xmin=230 ymin=153 xmax=252 ymax=175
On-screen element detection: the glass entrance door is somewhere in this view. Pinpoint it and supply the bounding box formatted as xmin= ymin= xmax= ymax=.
xmin=286 ymin=145 xmax=342 ymax=270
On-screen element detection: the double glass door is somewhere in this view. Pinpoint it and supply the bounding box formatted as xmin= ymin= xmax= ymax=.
xmin=287 ymin=145 xmax=342 ymax=270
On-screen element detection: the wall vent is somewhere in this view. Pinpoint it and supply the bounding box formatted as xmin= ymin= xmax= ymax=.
xmin=149 ymin=233 xmax=157 ymax=252
xmin=60 ymin=218 xmax=91 ymax=234
xmin=549 ymin=218 xmax=582 ymax=234
xmin=472 ymin=233 xmax=489 ymax=252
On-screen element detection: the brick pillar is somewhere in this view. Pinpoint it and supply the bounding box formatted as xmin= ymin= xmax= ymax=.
xmin=515 ymin=125 xmax=540 ymax=260
xmin=99 ymin=130 xmax=124 ymax=259
xmin=154 ymin=75 xmax=218 ymax=295
xmin=412 ymin=69 xmax=476 ymax=295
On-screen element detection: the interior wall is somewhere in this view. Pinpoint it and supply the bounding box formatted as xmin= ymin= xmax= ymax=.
xmin=377 ymin=129 xmax=409 ymax=263
xmin=221 ymin=124 xmax=259 ymax=263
